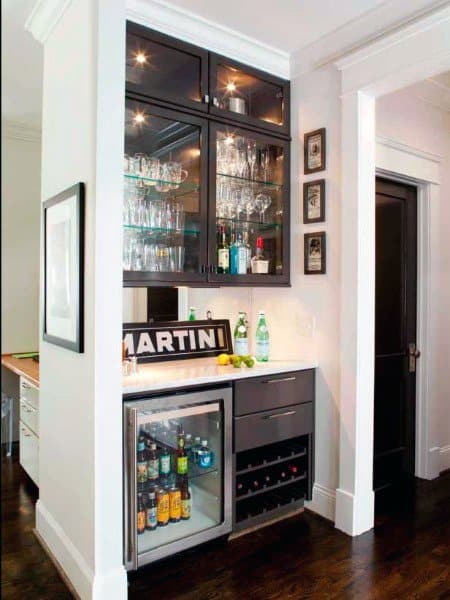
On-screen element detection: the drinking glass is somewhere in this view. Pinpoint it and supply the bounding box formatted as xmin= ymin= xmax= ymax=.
xmin=166 ymin=161 xmax=188 ymax=190
xmin=168 ymin=246 xmax=185 ymax=272
xmin=130 ymin=232 xmax=145 ymax=271
xmin=155 ymin=164 xmax=171 ymax=192
xmin=144 ymin=241 xmax=157 ymax=271
xmin=247 ymin=140 xmax=257 ymax=180
xmin=144 ymin=157 xmax=160 ymax=184
xmin=156 ymin=244 xmax=170 ymax=271
xmin=133 ymin=153 xmax=147 ymax=177
xmin=255 ymin=193 xmax=272 ymax=223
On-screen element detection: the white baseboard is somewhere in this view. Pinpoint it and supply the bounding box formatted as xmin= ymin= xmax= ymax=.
xmin=440 ymin=445 xmax=450 ymax=473
xmin=36 ymin=500 xmax=127 ymax=600
xmin=335 ymin=487 xmax=374 ymax=536
xmin=305 ymin=483 xmax=336 ymax=522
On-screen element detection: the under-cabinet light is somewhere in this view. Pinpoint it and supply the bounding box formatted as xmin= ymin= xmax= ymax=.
xmin=226 ymin=81 xmax=236 ymax=93
xmin=132 ymin=112 xmax=146 ymax=125
xmin=134 ymin=52 xmax=147 ymax=65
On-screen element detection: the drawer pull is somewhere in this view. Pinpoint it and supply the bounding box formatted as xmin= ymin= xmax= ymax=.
xmin=263 ymin=410 xmax=296 ymax=420
xmin=21 ymin=428 xmax=31 ymax=437
xmin=263 ymin=376 xmax=296 ymax=385
xmin=21 ymin=382 xmax=32 ymax=389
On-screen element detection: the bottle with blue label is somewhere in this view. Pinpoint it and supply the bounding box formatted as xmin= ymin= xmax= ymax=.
xmin=145 ymin=491 xmax=157 ymax=531
xmin=198 ymin=440 xmax=213 ymax=469
xmin=255 ymin=310 xmax=269 ymax=362
xmin=234 ymin=311 xmax=248 ymax=356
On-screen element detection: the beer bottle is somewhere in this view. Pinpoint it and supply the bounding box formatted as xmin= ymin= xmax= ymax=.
xmin=146 ymin=491 xmax=157 ymax=531
xmin=180 ymin=477 xmax=191 ymax=520
xmin=137 ymin=437 xmax=148 ymax=487
xmin=137 ymin=493 xmax=146 ymax=535
xmin=147 ymin=442 xmax=159 ymax=482
xmin=159 ymin=446 xmax=171 ymax=477
xmin=177 ymin=432 xmax=188 ymax=476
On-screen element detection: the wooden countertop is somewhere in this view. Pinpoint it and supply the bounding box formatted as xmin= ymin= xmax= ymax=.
xmin=1 ymin=354 xmax=40 ymax=388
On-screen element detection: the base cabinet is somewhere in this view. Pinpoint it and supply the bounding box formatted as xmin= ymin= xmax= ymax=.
xmin=19 ymin=376 xmax=39 ymax=486
xmin=19 ymin=421 xmax=39 ymax=486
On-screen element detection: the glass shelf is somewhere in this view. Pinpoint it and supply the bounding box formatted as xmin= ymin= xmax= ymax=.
xmin=216 ymin=172 xmax=282 ymax=189
xmin=124 ymin=224 xmax=200 ymax=236
xmin=216 ymin=217 xmax=282 ymax=231
xmin=124 ymin=173 xmax=200 ymax=193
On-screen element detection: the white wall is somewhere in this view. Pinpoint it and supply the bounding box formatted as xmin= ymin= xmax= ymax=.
xmin=376 ymin=88 xmax=450 ymax=472
xmin=1 ymin=133 xmax=40 ymax=353
xmin=189 ymin=65 xmax=343 ymax=519
xmin=36 ymin=0 xmax=127 ymax=598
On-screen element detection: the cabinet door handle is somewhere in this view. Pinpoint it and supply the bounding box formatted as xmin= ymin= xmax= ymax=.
xmin=21 ymin=382 xmax=32 ymax=389
xmin=203 ymin=94 xmax=210 ymax=104
xmin=21 ymin=428 xmax=31 ymax=437
xmin=263 ymin=376 xmax=296 ymax=385
xmin=262 ymin=410 xmax=296 ymax=420
xmin=211 ymin=96 xmax=219 ymax=107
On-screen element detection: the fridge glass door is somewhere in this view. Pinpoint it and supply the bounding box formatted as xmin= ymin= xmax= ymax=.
xmin=133 ymin=400 xmax=224 ymax=557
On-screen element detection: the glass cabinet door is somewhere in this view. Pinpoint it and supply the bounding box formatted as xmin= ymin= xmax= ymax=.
xmin=126 ymin=23 xmax=208 ymax=113
xmin=209 ymin=54 xmax=289 ymax=135
xmin=123 ymin=98 xmax=207 ymax=285
xmin=208 ymin=123 xmax=289 ymax=284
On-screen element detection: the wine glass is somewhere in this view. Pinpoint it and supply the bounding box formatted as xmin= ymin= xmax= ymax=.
xmin=242 ymin=187 xmax=255 ymax=222
xmin=247 ymin=139 xmax=257 ymax=180
xmin=255 ymin=193 xmax=272 ymax=223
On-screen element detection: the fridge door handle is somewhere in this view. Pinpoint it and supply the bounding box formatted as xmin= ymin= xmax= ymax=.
xmin=137 ymin=402 xmax=220 ymax=425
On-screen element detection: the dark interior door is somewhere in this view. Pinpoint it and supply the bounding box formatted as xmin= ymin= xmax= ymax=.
xmin=374 ymin=177 xmax=418 ymax=508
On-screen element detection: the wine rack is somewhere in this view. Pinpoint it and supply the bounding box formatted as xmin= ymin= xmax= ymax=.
xmin=233 ymin=435 xmax=312 ymax=532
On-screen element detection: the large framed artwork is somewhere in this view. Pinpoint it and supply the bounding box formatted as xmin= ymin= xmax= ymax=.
xmin=43 ymin=183 xmax=85 ymax=352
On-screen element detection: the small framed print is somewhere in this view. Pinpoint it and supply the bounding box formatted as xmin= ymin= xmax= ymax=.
xmin=43 ymin=183 xmax=85 ymax=352
xmin=304 ymin=128 xmax=326 ymax=174
xmin=303 ymin=179 xmax=325 ymax=224
xmin=304 ymin=231 xmax=326 ymax=275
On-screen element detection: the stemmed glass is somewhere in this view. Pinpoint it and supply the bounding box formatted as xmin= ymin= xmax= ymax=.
xmin=242 ymin=187 xmax=254 ymax=222
xmin=255 ymin=193 xmax=272 ymax=223
xmin=247 ymin=139 xmax=257 ymax=181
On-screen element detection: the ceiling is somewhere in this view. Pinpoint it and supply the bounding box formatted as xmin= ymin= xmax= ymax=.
xmin=1 ymin=0 xmax=43 ymax=130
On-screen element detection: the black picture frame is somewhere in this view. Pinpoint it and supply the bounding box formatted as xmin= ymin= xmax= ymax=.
xmin=42 ymin=183 xmax=85 ymax=353
xmin=303 ymin=179 xmax=325 ymax=223
xmin=304 ymin=231 xmax=326 ymax=275
xmin=304 ymin=128 xmax=326 ymax=174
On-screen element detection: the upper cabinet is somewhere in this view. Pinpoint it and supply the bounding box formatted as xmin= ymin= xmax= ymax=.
xmin=124 ymin=21 xmax=291 ymax=287
xmin=126 ymin=24 xmax=209 ymax=113
xmin=209 ymin=54 xmax=290 ymax=136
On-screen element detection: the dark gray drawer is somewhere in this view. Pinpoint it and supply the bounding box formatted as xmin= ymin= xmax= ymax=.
xmin=234 ymin=369 xmax=314 ymax=416
xmin=234 ymin=402 xmax=313 ymax=452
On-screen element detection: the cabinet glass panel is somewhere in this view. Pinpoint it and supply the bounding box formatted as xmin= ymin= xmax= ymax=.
xmin=135 ymin=402 xmax=223 ymax=555
xmin=126 ymin=32 xmax=203 ymax=107
xmin=124 ymin=99 xmax=202 ymax=277
xmin=213 ymin=62 xmax=285 ymax=129
xmin=213 ymin=127 xmax=285 ymax=277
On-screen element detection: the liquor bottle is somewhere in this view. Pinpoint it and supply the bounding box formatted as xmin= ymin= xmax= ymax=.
xmin=137 ymin=493 xmax=146 ymax=535
xmin=234 ymin=312 xmax=249 ymax=356
xmin=230 ymin=233 xmax=240 ymax=275
xmin=217 ymin=225 xmax=230 ymax=274
xmin=255 ymin=310 xmax=269 ymax=362
xmin=185 ymin=433 xmax=193 ymax=459
xmin=188 ymin=307 xmax=196 ymax=321
xmin=243 ymin=231 xmax=252 ymax=273
xmin=198 ymin=440 xmax=212 ymax=469
xmin=145 ymin=491 xmax=157 ymax=531
xmin=236 ymin=482 xmax=244 ymax=495
xmin=252 ymin=479 xmax=260 ymax=491
xmin=279 ymin=469 xmax=287 ymax=481
xmin=180 ymin=477 xmax=191 ymax=520
xmin=263 ymin=475 xmax=271 ymax=487
xmin=251 ymin=236 xmax=268 ymax=274
xmin=137 ymin=437 xmax=148 ymax=487
xmin=192 ymin=436 xmax=201 ymax=464
xmin=147 ymin=442 xmax=159 ymax=482
xmin=177 ymin=431 xmax=188 ymax=475
xmin=288 ymin=465 xmax=298 ymax=477
xmin=159 ymin=446 xmax=171 ymax=477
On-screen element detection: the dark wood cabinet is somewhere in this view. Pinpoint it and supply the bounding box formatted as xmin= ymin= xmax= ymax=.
xmin=124 ymin=21 xmax=291 ymax=287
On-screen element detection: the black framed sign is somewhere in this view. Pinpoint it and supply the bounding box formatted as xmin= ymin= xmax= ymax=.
xmin=304 ymin=128 xmax=326 ymax=174
xmin=303 ymin=179 xmax=325 ymax=224
xmin=123 ymin=319 xmax=233 ymax=362
xmin=43 ymin=183 xmax=85 ymax=352
xmin=304 ymin=231 xmax=326 ymax=274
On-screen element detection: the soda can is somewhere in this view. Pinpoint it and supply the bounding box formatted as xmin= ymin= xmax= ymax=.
xmin=169 ymin=487 xmax=181 ymax=523
xmin=156 ymin=488 xmax=169 ymax=526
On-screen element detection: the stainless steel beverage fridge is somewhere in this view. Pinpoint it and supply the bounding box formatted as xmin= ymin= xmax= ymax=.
xmin=123 ymin=386 xmax=232 ymax=569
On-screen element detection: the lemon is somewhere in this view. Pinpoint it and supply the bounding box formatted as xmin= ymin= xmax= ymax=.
xmin=217 ymin=353 xmax=231 ymax=366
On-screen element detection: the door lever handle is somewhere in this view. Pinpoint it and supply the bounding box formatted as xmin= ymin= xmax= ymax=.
xmin=408 ymin=343 xmax=420 ymax=373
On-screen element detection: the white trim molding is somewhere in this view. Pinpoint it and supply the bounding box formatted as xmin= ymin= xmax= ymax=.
xmin=2 ymin=120 xmax=41 ymax=143
xmin=306 ymin=483 xmax=336 ymax=522
xmin=440 ymin=445 xmax=450 ymax=473
xmin=126 ymin=0 xmax=289 ymax=78
xmin=25 ymin=0 xmax=73 ymax=44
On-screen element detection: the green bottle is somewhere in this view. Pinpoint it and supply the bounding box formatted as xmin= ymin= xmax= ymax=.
xmin=188 ymin=307 xmax=196 ymax=321
xmin=234 ymin=312 xmax=248 ymax=356
xmin=255 ymin=311 xmax=269 ymax=362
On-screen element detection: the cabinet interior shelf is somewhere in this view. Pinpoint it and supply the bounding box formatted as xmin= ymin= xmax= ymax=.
xmin=124 ymin=173 xmax=200 ymax=193
xmin=236 ymin=472 xmax=307 ymax=501
xmin=236 ymin=448 xmax=307 ymax=475
xmin=123 ymin=224 xmax=200 ymax=236
xmin=217 ymin=172 xmax=283 ymax=189
xmin=216 ymin=217 xmax=282 ymax=231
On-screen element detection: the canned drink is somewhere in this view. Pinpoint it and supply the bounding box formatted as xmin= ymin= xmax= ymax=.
xmin=157 ymin=488 xmax=169 ymax=526
xmin=169 ymin=487 xmax=181 ymax=523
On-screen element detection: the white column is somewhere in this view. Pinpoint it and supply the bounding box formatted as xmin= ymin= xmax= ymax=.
xmin=335 ymin=91 xmax=376 ymax=536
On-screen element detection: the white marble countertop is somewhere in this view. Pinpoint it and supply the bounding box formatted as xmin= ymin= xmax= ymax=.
xmin=122 ymin=357 xmax=317 ymax=395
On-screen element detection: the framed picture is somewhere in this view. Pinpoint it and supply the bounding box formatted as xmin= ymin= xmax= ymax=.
xmin=304 ymin=128 xmax=326 ymax=174
xmin=303 ymin=179 xmax=325 ymax=223
xmin=43 ymin=183 xmax=85 ymax=352
xmin=304 ymin=231 xmax=326 ymax=274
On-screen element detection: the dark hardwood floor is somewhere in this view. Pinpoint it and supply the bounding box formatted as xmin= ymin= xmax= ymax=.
xmin=2 ymin=445 xmax=449 ymax=599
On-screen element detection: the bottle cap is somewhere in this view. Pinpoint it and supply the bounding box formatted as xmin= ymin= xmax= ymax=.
xmin=256 ymin=236 xmax=264 ymax=249
xmin=258 ymin=310 xmax=265 ymax=315
xmin=150 ymin=443 xmax=156 ymax=450
xmin=201 ymin=440 xmax=208 ymax=446
xmin=189 ymin=307 xmax=195 ymax=311
xmin=186 ymin=433 xmax=192 ymax=440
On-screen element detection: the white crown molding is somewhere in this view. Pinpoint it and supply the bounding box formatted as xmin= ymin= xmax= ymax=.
xmin=291 ymin=0 xmax=449 ymax=78
xmin=25 ymin=0 xmax=73 ymax=44
xmin=376 ymin=135 xmax=443 ymax=163
xmin=126 ymin=0 xmax=289 ymax=79
xmin=2 ymin=120 xmax=41 ymax=142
